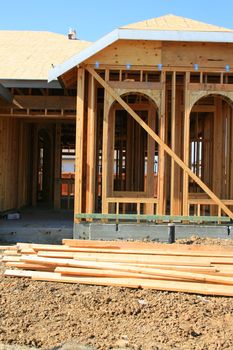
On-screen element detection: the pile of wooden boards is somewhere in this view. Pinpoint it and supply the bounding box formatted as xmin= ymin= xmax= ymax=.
xmin=3 ymin=239 xmax=233 ymax=296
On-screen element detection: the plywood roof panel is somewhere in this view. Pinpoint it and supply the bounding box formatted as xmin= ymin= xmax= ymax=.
xmin=121 ymin=14 xmax=233 ymax=33
xmin=0 ymin=31 xmax=91 ymax=80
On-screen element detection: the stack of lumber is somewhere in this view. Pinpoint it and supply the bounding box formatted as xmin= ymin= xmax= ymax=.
xmin=3 ymin=239 xmax=233 ymax=296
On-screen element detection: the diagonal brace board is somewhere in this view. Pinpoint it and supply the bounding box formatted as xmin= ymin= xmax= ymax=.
xmin=86 ymin=66 xmax=233 ymax=220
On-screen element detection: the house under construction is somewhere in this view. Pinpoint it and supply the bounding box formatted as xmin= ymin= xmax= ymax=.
xmin=1 ymin=15 xmax=233 ymax=241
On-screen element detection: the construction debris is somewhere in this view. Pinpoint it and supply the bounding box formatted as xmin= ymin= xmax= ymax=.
xmin=3 ymin=239 xmax=233 ymax=296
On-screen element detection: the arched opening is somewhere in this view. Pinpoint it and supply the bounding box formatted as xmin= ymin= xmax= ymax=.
xmin=103 ymin=92 xmax=159 ymax=214
xmin=189 ymin=94 xmax=233 ymax=212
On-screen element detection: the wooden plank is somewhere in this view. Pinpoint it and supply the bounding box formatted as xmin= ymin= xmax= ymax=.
xmin=162 ymin=41 xmax=233 ymax=70
xmin=183 ymin=72 xmax=190 ymax=216
xmin=20 ymin=255 xmax=212 ymax=268
xmin=5 ymin=269 xmax=233 ymax=297
xmin=54 ymin=265 xmax=233 ymax=285
xmin=32 ymin=246 xmax=233 ymax=258
xmin=106 ymin=197 xmax=158 ymax=203
xmin=75 ymin=213 xmax=230 ymax=222
xmin=2 ymin=256 xmax=21 ymax=262
xmin=55 ymin=267 xmax=183 ymax=280
xmin=70 ymin=252 xmax=233 ymax=265
xmin=101 ymin=69 xmax=111 ymax=214
xmin=86 ymin=40 xmax=162 ymax=66
xmin=170 ymin=71 xmax=177 ymax=215
xmin=145 ymin=108 xmax=156 ymax=214
xmin=188 ymin=83 xmax=233 ymax=92
xmin=86 ymin=74 xmax=96 ymax=214
xmin=11 ymin=96 xmax=76 ymax=110
xmin=5 ymin=262 xmax=54 ymax=271
xmin=109 ymin=81 xmax=162 ymax=90
xmin=0 ymin=245 xmax=17 ymax=250
xmin=213 ymin=97 xmax=223 ymax=199
xmin=86 ymin=66 xmax=233 ymax=220
xmin=62 ymin=239 xmax=233 ymax=252
xmin=157 ymin=71 xmax=166 ymax=215
xmin=74 ymin=68 xmax=85 ymax=218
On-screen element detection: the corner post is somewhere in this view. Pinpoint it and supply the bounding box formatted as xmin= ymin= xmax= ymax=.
xmin=74 ymin=67 xmax=85 ymax=222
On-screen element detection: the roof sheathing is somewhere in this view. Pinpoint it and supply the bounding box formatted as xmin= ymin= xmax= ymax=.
xmin=0 ymin=31 xmax=91 ymax=81
xmin=121 ymin=14 xmax=233 ymax=33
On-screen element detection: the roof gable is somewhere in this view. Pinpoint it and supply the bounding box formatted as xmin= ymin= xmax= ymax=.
xmin=48 ymin=14 xmax=233 ymax=82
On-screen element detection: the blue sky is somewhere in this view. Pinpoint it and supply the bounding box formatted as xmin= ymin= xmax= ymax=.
xmin=0 ymin=0 xmax=233 ymax=42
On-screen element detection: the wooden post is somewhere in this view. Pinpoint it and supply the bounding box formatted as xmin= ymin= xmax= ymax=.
xmin=145 ymin=107 xmax=155 ymax=214
xmin=102 ymin=69 xmax=112 ymax=214
xmin=182 ymin=72 xmax=190 ymax=216
xmin=157 ymin=71 xmax=166 ymax=215
xmin=86 ymin=74 xmax=96 ymax=214
xmin=54 ymin=123 xmax=61 ymax=209
xmin=74 ymin=67 xmax=85 ymax=221
xmin=170 ymin=71 xmax=177 ymax=215
xmin=213 ymin=97 xmax=223 ymax=199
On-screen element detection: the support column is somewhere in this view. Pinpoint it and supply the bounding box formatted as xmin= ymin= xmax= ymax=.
xmin=145 ymin=107 xmax=155 ymax=214
xmin=86 ymin=74 xmax=96 ymax=214
xmin=102 ymin=69 xmax=113 ymax=214
xmin=170 ymin=72 xmax=182 ymax=215
xmin=74 ymin=67 xmax=85 ymax=221
xmin=182 ymin=72 xmax=190 ymax=216
xmin=157 ymin=71 xmax=166 ymax=215
xmin=213 ymin=97 xmax=223 ymax=198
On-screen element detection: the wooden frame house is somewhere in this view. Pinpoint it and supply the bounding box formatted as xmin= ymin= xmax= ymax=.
xmin=2 ymin=15 xmax=233 ymax=238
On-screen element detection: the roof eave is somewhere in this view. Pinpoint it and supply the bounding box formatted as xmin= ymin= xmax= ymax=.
xmin=1 ymin=79 xmax=62 ymax=89
xmin=48 ymin=28 xmax=233 ymax=82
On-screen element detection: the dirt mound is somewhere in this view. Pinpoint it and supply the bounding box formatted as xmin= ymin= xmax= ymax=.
xmin=1 ymin=238 xmax=233 ymax=350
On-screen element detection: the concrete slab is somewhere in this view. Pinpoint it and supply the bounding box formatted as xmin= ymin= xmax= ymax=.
xmin=0 ymin=207 xmax=73 ymax=244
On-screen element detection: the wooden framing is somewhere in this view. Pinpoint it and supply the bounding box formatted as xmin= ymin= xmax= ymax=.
xmin=183 ymin=72 xmax=191 ymax=216
xmin=2 ymin=34 xmax=233 ymax=225
xmin=85 ymin=66 xmax=233 ymax=220
xmin=74 ymin=68 xmax=85 ymax=219
xmin=157 ymin=71 xmax=166 ymax=215
xmin=86 ymin=74 xmax=97 ymax=214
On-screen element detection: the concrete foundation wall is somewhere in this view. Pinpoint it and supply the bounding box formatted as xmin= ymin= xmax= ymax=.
xmin=0 ymin=222 xmax=231 ymax=245
xmin=0 ymin=227 xmax=73 ymax=244
xmin=74 ymin=222 xmax=231 ymax=242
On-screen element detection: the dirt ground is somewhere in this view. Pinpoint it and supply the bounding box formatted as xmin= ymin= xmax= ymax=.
xmin=1 ymin=236 xmax=233 ymax=350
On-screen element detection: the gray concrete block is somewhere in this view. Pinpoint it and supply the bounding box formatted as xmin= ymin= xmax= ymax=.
xmin=73 ymin=223 xmax=230 ymax=242
xmin=175 ymin=225 xmax=229 ymax=239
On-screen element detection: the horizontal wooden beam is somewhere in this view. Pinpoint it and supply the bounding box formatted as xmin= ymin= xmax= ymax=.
xmin=109 ymin=81 xmax=162 ymax=90
xmin=75 ymin=213 xmax=230 ymax=223
xmin=0 ymin=95 xmax=76 ymax=110
xmin=0 ymin=113 xmax=75 ymax=119
xmin=192 ymin=105 xmax=215 ymax=112
xmin=189 ymin=199 xmax=233 ymax=205
xmin=106 ymin=197 xmax=158 ymax=204
xmin=90 ymin=64 xmax=233 ymax=74
xmin=188 ymin=83 xmax=233 ymax=92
